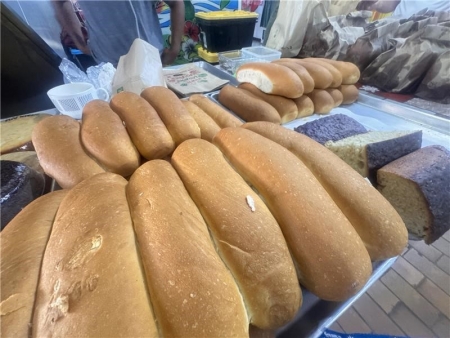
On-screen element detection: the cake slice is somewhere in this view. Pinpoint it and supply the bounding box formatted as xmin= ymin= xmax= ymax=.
xmin=325 ymin=130 xmax=422 ymax=180
xmin=377 ymin=145 xmax=450 ymax=244
xmin=294 ymin=114 xmax=368 ymax=145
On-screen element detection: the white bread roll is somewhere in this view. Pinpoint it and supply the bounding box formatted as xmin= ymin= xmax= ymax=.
xmin=189 ymin=94 xmax=243 ymax=128
xmin=302 ymin=58 xmax=343 ymax=88
xmin=293 ymin=96 xmax=314 ymax=118
xmin=243 ymin=122 xmax=408 ymax=261
xmin=213 ymin=128 xmax=372 ymax=301
xmin=110 ymin=91 xmax=175 ymax=160
xmin=271 ymin=60 xmax=315 ymax=94
xmin=32 ymin=173 xmax=158 ymax=337
xmin=286 ymin=59 xmax=334 ymax=89
xmin=81 ymin=100 xmax=140 ymax=176
xmin=306 ymin=89 xmax=335 ymax=114
xmin=325 ymin=88 xmax=344 ymax=107
xmin=317 ymin=58 xmax=360 ymax=85
xmin=339 ymin=84 xmax=359 ymax=104
xmin=219 ymin=85 xmax=281 ymax=124
xmin=127 ymin=160 xmax=249 ymax=337
xmin=236 ymin=63 xmax=304 ymax=98
xmin=182 ymin=101 xmax=221 ymax=142
xmin=141 ymin=86 xmax=200 ymax=146
xmin=1 ymin=190 xmax=68 ymax=338
xmin=31 ymin=115 xmax=105 ymax=189
xmin=239 ymin=83 xmax=298 ymax=123
xmin=172 ymin=139 xmax=301 ymax=329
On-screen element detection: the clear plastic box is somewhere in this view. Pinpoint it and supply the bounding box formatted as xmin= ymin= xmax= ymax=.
xmin=241 ymin=46 xmax=281 ymax=62
xmin=218 ymin=50 xmax=268 ymax=75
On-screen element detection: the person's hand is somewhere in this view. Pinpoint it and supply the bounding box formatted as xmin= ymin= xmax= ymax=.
xmin=161 ymin=47 xmax=179 ymax=66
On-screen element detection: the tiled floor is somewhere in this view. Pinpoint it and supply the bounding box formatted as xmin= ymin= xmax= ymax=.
xmin=328 ymin=236 xmax=450 ymax=338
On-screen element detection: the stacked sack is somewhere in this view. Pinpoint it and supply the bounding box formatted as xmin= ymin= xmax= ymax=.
xmin=217 ymin=58 xmax=360 ymax=123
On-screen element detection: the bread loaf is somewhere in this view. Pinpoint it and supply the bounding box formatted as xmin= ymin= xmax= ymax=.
xmin=189 ymin=94 xmax=243 ymax=128
xmin=127 ymin=160 xmax=249 ymax=337
xmin=306 ymin=89 xmax=335 ymax=114
xmin=243 ymin=122 xmax=408 ymax=261
xmin=213 ymin=128 xmax=372 ymax=301
xmin=81 ymin=100 xmax=140 ymax=176
xmin=172 ymin=139 xmax=301 ymax=329
xmin=182 ymin=101 xmax=221 ymax=142
xmin=293 ymin=96 xmax=314 ymax=118
xmin=239 ymin=83 xmax=298 ymax=123
xmin=218 ymin=85 xmax=281 ymax=123
xmin=302 ymin=58 xmax=343 ymax=88
xmin=141 ymin=86 xmax=200 ymax=146
xmin=236 ymin=63 xmax=304 ymax=98
xmin=339 ymin=85 xmax=359 ymax=104
xmin=110 ymin=91 xmax=175 ymax=160
xmin=325 ymin=88 xmax=344 ymax=107
xmin=317 ymin=59 xmax=360 ymax=85
xmin=283 ymin=59 xmax=334 ymax=89
xmin=271 ymin=60 xmax=315 ymax=94
xmin=31 ymin=115 xmax=105 ymax=189
xmin=377 ymin=145 xmax=450 ymax=244
xmin=1 ymin=190 xmax=67 ymax=338
xmin=32 ymin=173 xmax=158 ymax=337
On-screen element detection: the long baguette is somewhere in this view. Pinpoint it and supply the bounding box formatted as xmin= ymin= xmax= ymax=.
xmin=293 ymin=96 xmax=314 ymax=118
xmin=141 ymin=86 xmax=200 ymax=146
xmin=127 ymin=160 xmax=249 ymax=337
xmin=182 ymin=101 xmax=221 ymax=142
xmin=32 ymin=173 xmax=158 ymax=337
xmin=306 ymin=89 xmax=335 ymax=114
xmin=213 ymin=128 xmax=372 ymax=301
xmin=316 ymin=58 xmax=360 ymax=85
xmin=110 ymin=91 xmax=175 ymax=160
xmin=282 ymin=59 xmax=334 ymax=89
xmin=271 ymin=61 xmax=315 ymax=94
xmin=172 ymin=139 xmax=301 ymax=329
xmin=1 ymin=190 xmax=68 ymax=338
xmin=302 ymin=58 xmax=343 ymax=88
xmin=31 ymin=115 xmax=105 ymax=189
xmin=243 ymin=122 xmax=408 ymax=261
xmin=189 ymin=94 xmax=243 ymax=128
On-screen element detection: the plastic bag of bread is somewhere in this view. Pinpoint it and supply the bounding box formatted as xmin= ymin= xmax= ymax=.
xmin=415 ymin=50 xmax=450 ymax=103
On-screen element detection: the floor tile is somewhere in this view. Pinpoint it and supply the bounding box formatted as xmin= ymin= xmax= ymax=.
xmin=443 ymin=231 xmax=450 ymax=242
xmin=390 ymin=303 xmax=436 ymax=338
xmin=437 ymin=255 xmax=450 ymax=275
xmin=432 ymin=237 xmax=450 ymax=257
xmin=337 ymin=307 xmax=372 ymax=334
xmin=417 ymin=279 xmax=450 ymax=320
xmin=409 ymin=240 xmax=443 ymax=263
xmin=392 ymin=256 xmax=425 ymax=287
xmin=432 ymin=315 xmax=450 ymax=338
xmin=366 ymin=278 xmax=400 ymax=313
xmin=328 ymin=321 xmax=344 ymax=333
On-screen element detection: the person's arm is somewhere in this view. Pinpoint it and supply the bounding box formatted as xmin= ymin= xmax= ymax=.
xmin=161 ymin=0 xmax=185 ymax=66
xmin=52 ymin=0 xmax=91 ymax=55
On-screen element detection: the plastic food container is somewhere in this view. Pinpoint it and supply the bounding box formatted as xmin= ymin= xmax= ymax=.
xmin=218 ymin=50 xmax=268 ymax=75
xmin=198 ymin=47 xmax=219 ymax=63
xmin=195 ymin=10 xmax=258 ymax=53
xmin=241 ymin=46 xmax=281 ymax=62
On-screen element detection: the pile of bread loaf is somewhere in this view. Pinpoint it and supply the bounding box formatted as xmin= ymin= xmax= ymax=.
xmin=217 ymin=58 xmax=360 ymax=123
xmin=2 ymin=85 xmax=410 ymax=337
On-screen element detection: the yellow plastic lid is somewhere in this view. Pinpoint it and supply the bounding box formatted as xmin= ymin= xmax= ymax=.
xmin=195 ymin=10 xmax=258 ymax=20
xmin=198 ymin=47 xmax=219 ymax=63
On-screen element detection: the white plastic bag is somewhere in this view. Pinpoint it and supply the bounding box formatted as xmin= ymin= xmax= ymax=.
xmin=112 ymin=38 xmax=166 ymax=95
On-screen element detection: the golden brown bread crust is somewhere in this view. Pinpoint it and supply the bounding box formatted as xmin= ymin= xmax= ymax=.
xmin=243 ymin=122 xmax=408 ymax=261
xmin=339 ymin=85 xmax=359 ymax=104
xmin=284 ymin=59 xmax=334 ymax=89
xmin=182 ymin=101 xmax=221 ymax=142
xmin=110 ymin=91 xmax=175 ymax=160
xmin=218 ymin=85 xmax=281 ymax=124
xmin=32 ymin=173 xmax=158 ymax=338
xmin=127 ymin=160 xmax=249 ymax=337
xmin=271 ymin=60 xmax=315 ymax=94
xmin=318 ymin=59 xmax=360 ymax=85
xmin=239 ymin=83 xmax=298 ymax=123
xmin=31 ymin=115 xmax=105 ymax=189
xmin=172 ymin=139 xmax=301 ymax=329
xmin=213 ymin=128 xmax=372 ymax=301
xmin=189 ymin=94 xmax=243 ymax=128
xmin=306 ymin=89 xmax=335 ymax=114
xmin=141 ymin=86 xmax=200 ymax=146
xmin=1 ymin=190 xmax=68 ymax=338
xmin=236 ymin=62 xmax=304 ymax=98
xmin=81 ymin=100 xmax=140 ymax=176
xmin=293 ymin=96 xmax=314 ymax=118
xmin=302 ymin=58 xmax=343 ymax=88
xmin=325 ymin=88 xmax=344 ymax=107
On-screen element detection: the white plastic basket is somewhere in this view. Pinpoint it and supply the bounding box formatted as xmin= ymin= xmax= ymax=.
xmin=47 ymin=82 xmax=109 ymax=120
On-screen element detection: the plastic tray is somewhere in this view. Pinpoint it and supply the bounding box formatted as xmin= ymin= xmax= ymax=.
xmin=218 ymin=50 xmax=268 ymax=75
xmin=241 ymin=46 xmax=281 ymax=62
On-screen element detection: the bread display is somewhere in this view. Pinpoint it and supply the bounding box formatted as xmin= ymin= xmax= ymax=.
xmin=218 ymin=85 xmax=281 ymax=123
xmin=33 ymin=173 xmax=159 ymax=337
xmin=1 ymin=190 xmax=68 ymax=337
xmin=182 ymin=101 xmax=221 ymax=142
xmin=127 ymin=160 xmax=249 ymax=336
xmin=213 ymin=128 xmax=372 ymax=301
xmin=110 ymin=91 xmax=175 ymax=160
xmin=325 ymin=88 xmax=344 ymax=107
xmin=236 ymin=62 xmax=304 ymax=98
xmin=284 ymin=59 xmax=334 ymax=89
xmin=293 ymin=96 xmax=315 ymax=118
xmin=302 ymin=58 xmax=343 ymax=88
xmin=31 ymin=115 xmax=105 ymax=189
xmin=243 ymin=122 xmax=408 ymax=261
xmin=339 ymin=84 xmax=359 ymax=104
xmin=239 ymin=83 xmax=298 ymax=123
xmin=316 ymin=59 xmax=361 ymax=85
xmin=325 ymin=130 xmax=423 ymax=180
xmin=189 ymin=94 xmax=243 ymax=128
xmin=0 ymin=113 xmax=51 ymax=154
xmin=81 ymin=100 xmax=140 ymax=176
xmin=306 ymin=89 xmax=335 ymax=114
xmin=172 ymin=139 xmax=301 ymax=329
xmin=378 ymin=145 xmax=450 ymax=244
xmin=294 ymin=114 xmax=367 ymax=145
xmin=141 ymin=86 xmax=201 ymax=146
xmin=270 ymin=60 xmax=315 ymax=93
